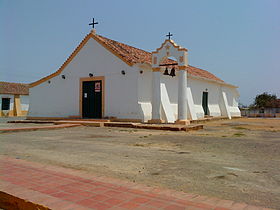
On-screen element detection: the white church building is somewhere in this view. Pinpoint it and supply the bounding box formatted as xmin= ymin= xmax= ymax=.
xmin=28 ymin=30 xmax=241 ymax=124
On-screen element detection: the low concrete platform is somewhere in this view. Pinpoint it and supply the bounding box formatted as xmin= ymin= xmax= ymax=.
xmin=54 ymin=120 xmax=104 ymax=127
xmin=7 ymin=120 xmax=55 ymax=124
xmin=0 ymin=124 xmax=81 ymax=133
xmin=6 ymin=119 xmax=203 ymax=132
xmin=54 ymin=121 xmax=203 ymax=131
xmin=133 ymin=123 xmax=203 ymax=131
xmin=190 ymin=116 xmax=241 ymax=124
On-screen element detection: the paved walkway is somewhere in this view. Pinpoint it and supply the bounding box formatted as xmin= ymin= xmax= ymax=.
xmin=0 ymin=157 xmax=270 ymax=210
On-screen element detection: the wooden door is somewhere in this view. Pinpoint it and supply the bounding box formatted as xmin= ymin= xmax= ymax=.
xmin=82 ymin=80 xmax=102 ymax=118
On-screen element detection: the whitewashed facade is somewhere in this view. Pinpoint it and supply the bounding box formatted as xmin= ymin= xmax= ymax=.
xmin=28 ymin=30 xmax=241 ymax=122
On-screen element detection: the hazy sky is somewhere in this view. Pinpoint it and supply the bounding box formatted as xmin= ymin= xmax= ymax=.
xmin=1 ymin=0 xmax=279 ymax=105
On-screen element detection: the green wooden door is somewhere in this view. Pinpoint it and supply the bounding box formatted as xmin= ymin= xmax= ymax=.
xmin=202 ymin=92 xmax=209 ymax=115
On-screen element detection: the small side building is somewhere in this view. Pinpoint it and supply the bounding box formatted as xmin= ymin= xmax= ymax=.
xmin=0 ymin=82 xmax=29 ymax=117
xmin=241 ymin=107 xmax=280 ymax=118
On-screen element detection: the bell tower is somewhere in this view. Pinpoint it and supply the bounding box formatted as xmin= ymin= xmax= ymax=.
xmin=148 ymin=34 xmax=190 ymax=125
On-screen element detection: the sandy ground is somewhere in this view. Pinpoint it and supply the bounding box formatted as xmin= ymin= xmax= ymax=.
xmin=0 ymin=118 xmax=279 ymax=209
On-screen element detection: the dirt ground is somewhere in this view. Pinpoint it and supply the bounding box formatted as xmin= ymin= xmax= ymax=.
xmin=0 ymin=118 xmax=280 ymax=209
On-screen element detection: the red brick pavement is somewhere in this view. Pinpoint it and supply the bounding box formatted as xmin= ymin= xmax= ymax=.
xmin=0 ymin=157 xmax=271 ymax=210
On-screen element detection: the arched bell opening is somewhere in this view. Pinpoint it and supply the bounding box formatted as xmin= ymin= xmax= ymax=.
xmin=159 ymin=56 xmax=178 ymax=77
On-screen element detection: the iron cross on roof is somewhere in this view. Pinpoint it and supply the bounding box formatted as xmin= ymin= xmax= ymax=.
xmin=89 ymin=18 xmax=98 ymax=29
xmin=166 ymin=32 xmax=173 ymax=40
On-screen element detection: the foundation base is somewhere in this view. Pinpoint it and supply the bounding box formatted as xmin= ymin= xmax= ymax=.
xmin=175 ymin=119 xmax=190 ymax=125
xmin=148 ymin=119 xmax=164 ymax=124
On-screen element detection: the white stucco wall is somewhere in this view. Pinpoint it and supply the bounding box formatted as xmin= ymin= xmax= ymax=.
xmin=188 ymin=78 xmax=222 ymax=119
xmin=220 ymin=86 xmax=241 ymax=117
xmin=137 ymin=69 xmax=241 ymax=121
xmin=29 ymin=37 xmax=140 ymax=119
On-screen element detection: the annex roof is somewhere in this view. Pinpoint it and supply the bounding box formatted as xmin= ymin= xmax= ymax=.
xmin=0 ymin=81 xmax=29 ymax=95
xmin=30 ymin=32 xmax=226 ymax=87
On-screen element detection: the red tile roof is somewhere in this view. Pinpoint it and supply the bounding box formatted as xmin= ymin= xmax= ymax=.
xmin=0 ymin=82 xmax=29 ymax=95
xmin=95 ymin=34 xmax=224 ymax=82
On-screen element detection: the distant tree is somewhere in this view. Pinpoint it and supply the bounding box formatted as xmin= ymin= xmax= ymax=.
xmin=253 ymin=92 xmax=278 ymax=108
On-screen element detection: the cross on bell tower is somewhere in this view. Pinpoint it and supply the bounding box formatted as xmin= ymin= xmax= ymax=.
xmin=89 ymin=18 xmax=98 ymax=29
xmin=166 ymin=32 xmax=173 ymax=40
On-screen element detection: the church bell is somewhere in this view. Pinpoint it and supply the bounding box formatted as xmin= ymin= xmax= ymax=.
xmin=169 ymin=67 xmax=176 ymax=77
xmin=163 ymin=67 xmax=169 ymax=75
